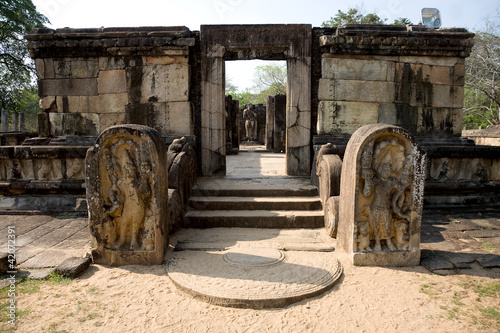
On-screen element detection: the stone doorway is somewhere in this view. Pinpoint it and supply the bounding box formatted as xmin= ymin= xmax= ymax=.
xmin=201 ymin=25 xmax=312 ymax=177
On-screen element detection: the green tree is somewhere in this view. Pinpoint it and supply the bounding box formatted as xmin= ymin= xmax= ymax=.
xmin=321 ymin=8 xmax=412 ymax=28
xmin=463 ymin=22 xmax=500 ymax=129
xmin=0 ymin=0 xmax=49 ymax=112
xmin=251 ymin=63 xmax=287 ymax=104
xmin=226 ymin=89 xmax=259 ymax=107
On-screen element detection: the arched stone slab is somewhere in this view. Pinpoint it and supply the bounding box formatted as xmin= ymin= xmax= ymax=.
xmin=86 ymin=125 xmax=168 ymax=266
xmin=337 ymin=124 xmax=426 ymax=266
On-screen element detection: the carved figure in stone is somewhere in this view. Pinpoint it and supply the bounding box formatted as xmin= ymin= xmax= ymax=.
xmin=395 ymin=221 xmax=410 ymax=250
xmin=360 ymin=139 xmax=413 ymax=252
xmin=103 ymin=140 xmax=154 ymax=251
xmin=356 ymin=222 xmax=372 ymax=252
xmin=243 ymin=104 xmax=258 ymax=141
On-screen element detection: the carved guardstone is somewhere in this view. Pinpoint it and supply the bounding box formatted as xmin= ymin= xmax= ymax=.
xmin=337 ymin=124 xmax=426 ymax=266
xmin=86 ymin=125 xmax=168 ymax=266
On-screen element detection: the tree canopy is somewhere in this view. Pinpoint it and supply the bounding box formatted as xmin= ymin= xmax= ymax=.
xmin=463 ymin=21 xmax=500 ymax=129
xmin=0 ymin=0 xmax=49 ymax=111
xmin=321 ymin=8 xmax=412 ymax=28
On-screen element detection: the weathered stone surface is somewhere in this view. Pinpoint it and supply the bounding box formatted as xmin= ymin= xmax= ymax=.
xmin=39 ymin=96 xmax=57 ymax=112
xmin=49 ymin=112 xmax=100 ymax=136
xmin=317 ymin=101 xmax=379 ymax=135
xmin=144 ymin=55 xmax=188 ymax=65
xmin=53 ymin=59 xmax=98 ymax=78
xmin=337 ymin=124 xmax=426 ymax=266
xmin=316 ymin=152 xmax=342 ymax=205
xmin=38 ymin=78 xmax=98 ymax=97
xmin=99 ymin=113 xmax=126 ymax=133
xmin=98 ymin=70 xmax=127 ymax=94
xmin=154 ymin=102 xmax=193 ymax=136
xmin=324 ymin=196 xmax=339 ymax=238
xmin=168 ymin=189 xmax=182 ymax=232
xmin=140 ymin=64 xmax=189 ymax=103
xmin=319 ymin=79 xmax=396 ymax=103
xmin=322 ymin=58 xmax=394 ymax=81
xmin=54 ymin=257 xmax=91 ymax=278
xmin=86 ymin=125 xmax=168 ymax=266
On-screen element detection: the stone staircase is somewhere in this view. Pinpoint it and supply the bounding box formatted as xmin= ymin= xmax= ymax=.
xmin=184 ymin=177 xmax=324 ymax=228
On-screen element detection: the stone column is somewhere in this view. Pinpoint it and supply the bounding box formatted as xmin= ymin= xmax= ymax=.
xmin=201 ymin=55 xmax=226 ymax=176
xmin=266 ymin=96 xmax=275 ymax=150
xmin=19 ymin=112 xmax=25 ymax=132
xmin=1 ymin=109 xmax=8 ymax=133
xmin=86 ymin=124 xmax=169 ymax=266
xmin=11 ymin=112 xmax=18 ymax=132
xmin=273 ymin=94 xmax=286 ymax=154
xmin=286 ymin=57 xmax=311 ymax=176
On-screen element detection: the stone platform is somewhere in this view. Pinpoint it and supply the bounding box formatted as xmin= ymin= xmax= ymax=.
xmin=167 ymin=228 xmax=342 ymax=309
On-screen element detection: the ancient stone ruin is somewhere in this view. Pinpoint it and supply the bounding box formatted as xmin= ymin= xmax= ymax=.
xmin=336 ymin=124 xmax=426 ymax=266
xmin=86 ymin=125 xmax=168 ymax=265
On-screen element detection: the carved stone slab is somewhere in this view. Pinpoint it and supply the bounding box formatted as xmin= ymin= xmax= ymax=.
xmin=86 ymin=125 xmax=168 ymax=266
xmin=337 ymin=124 xmax=426 ymax=266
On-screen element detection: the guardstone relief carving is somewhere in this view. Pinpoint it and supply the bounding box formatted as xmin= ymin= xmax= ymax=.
xmin=357 ymin=138 xmax=413 ymax=252
xmin=337 ymin=124 xmax=426 ymax=267
xmin=100 ymin=138 xmax=155 ymax=251
xmin=86 ymin=125 xmax=168 ymax=266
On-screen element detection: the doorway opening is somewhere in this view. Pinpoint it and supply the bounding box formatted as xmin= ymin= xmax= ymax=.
xmin=225 ymin=60 xmax=287 ymax=176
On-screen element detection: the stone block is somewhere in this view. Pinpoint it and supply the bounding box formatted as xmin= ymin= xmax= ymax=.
xmin=99 ymin=113 xmax=126 ymax=132
xmin=98 ymin=70 xmax=127 ymax=94
xmin=56 ymin=93 xmax=128 ymax=114
xmin=139 ymin=63 xmax=189 ymax=103
xmin=49 ymin=112 xmax=100 ymax=136
xmin=37 ymin=112 xmax=51 ymax=137
xmin=395 ymin=63 xmax=452 ymax=85
xmin=38 ymin=78 xmax=98 ymax=97
xmin=322 ymin=58 xmax=394 ymax=81
xmin=99 ymin=57 xmax=128 ymax=70
xmin=398 ymin=56 xmax=459 ymax=67
xmin=86 ymin=125 xmax=169 ymax=266
xmin=54 ymin=257 xmax=91 ymax=278
xmin=337 ymin=124 xmax=427 ymax=266
xmin=144 ymin=55 xmax=188 ymax=65
xmin=74 ymin=60 xmax=98 ymax=78
xmin=35 ymin=58 xmax=45 ymax=79
xmin=319 ymin=79 xmax=395 ymax=103
xmin=432 ymin=85 xmax=464 ymax=108
xmin=417 ymin=107 xmax=462 ymax=136
xmin=39 ymin=96 xmax=57 ymax=112
xmin=317 ymin=101 xmax=379 ymax=135
xmin=153 ymin=102 xmax=193 ymax=136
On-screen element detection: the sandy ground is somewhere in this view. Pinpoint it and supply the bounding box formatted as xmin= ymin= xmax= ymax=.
xmin=3 ymin=253 xmax=499 ymax=333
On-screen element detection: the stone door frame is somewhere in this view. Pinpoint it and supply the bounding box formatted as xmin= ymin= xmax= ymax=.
xmin=200 ymin=24 xmax=312 ymax=176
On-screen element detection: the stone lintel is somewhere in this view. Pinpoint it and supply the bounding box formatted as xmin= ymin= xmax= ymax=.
xmin=319 ymin=25 xmax=474 ymax=57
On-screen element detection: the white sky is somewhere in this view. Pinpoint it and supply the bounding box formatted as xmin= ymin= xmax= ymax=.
xmin=32 ymin=0 xmax=499 ymax=91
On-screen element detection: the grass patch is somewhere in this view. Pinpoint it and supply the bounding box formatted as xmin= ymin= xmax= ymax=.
xmin=87 ymin=286 xmax=101 ymax=295
xmin=480 ymin=241 xmax=500 ymax=254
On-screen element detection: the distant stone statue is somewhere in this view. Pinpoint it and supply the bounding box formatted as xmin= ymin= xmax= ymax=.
xmin=243 ymin=104 xmax=257 ymax=141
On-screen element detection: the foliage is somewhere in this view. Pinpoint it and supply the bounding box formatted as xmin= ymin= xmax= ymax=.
xmin=9 ymin=85 xmax=40 ymax=131
xmin=225 ymin=76 xmax=238 ymax=94
xmin=226 ymin=89 xmax=259 ymax=107
xmin=227 ymin=63 xmax=287 ymax=106
xmin=0 ymin=0 xmax=49 ymax=112
xmin=251 ymin=63 xmax=287 ymax=104
xmin=463 ymin=22 xmax=500 ymax=129
xmin=321 ymin=7 xmax=412 ymax=27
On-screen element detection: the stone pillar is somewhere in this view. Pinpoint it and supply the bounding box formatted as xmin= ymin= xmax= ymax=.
xmin=287 ymin=57 xmax=311 ymax=176
xmin=266 ymin=96 xmax=275 ymax=150
xmin=11 ymin=112 xmax=18 ymax=132
xmin=19 ymin=112 xmax=25 ymax=132
xmin=231 ymin=100 xmax=240 ymax=150
xmin=273 ymin=94 xmax=286 ymax=153
xmin=336 ymin=124 xmax=426 ymax=266
xmin=86 ymin=124 xmax=169 ymax=266
xmin=1 ymin=109 xmax=8 ymax=133
xmin=201 ymin=55 xmax=226 ymax=176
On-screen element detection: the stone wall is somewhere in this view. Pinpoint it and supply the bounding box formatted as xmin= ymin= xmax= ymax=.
xmin=463 ymin=126 xmax=500 ymax=146
xmin=27 ymin=27 xmax=197 ymax=138
xmin=316 ymin=25 xmax=473 ymax=139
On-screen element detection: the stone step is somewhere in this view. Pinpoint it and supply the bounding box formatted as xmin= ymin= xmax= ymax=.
xmin=184 ymin=210 xmax=324 ymax=228
xmin=188 ymin=196 xmax=322 ymax=211
xmin=192 ymin=177 xmax=318 ymax=198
